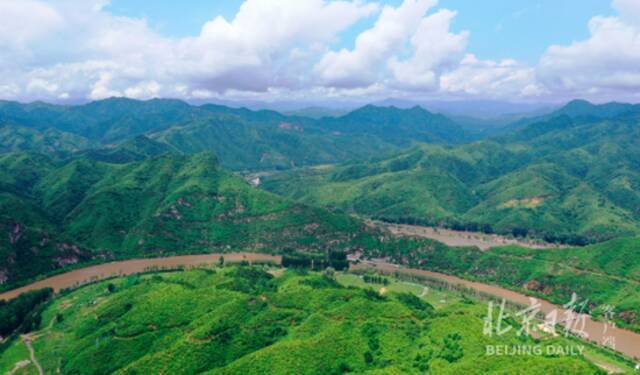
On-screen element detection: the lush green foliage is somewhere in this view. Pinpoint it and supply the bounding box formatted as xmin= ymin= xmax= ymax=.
xmin=264 ymin=107 xmax=640 ymax=243
xmin=378 ymin=236 xmax=640 ymax=332
xmin=0 ymin=150 xmax=392 ymax=288
xmin=282 ymin=250 xmax=349 ymax=270
xmin=0 ymin=268 xmax=604 ymax=374
xmin=0 ymin=288 xmax=52 ymax=337
xmin=0 ymin=98 xmax=468 ymax=171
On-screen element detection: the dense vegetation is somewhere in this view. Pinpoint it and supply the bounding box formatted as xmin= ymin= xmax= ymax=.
xmin=375 ymin=236 xmax=640 ymax=332
xmin=263 ymin=101 xmax=640 ymax=244
xmin=0 ymin=147 xmax=406 ymax=289
xmin=0 ymin=267 xmax=604 ymax=374
xmin=0 ymin=98 xmax=468 ymax=171
xmin=0 ymin=288 xmax=52 ymax=338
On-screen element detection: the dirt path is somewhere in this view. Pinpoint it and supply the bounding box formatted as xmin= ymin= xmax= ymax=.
xmin=352 ymin=260 xmax=640 ymax=360
xmin=21 ymin=335 xmax=43 ymax=375
xmin=7 ymin=360 xmax=31 ymax=375
xmin=0 ymin=252 xmax=281 ymax=301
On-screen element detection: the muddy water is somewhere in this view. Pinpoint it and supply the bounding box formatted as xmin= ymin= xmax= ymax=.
xmin=379 ymin=222 xmax=564 ymax=250
xmin=352 ymin=261 xmax=640 ymax=360
xmin=0 ymin=253 xmax=281 ymax=301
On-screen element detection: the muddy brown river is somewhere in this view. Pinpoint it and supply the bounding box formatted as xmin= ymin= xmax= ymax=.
xmin=0 ymin=253 xmax=280 ymax=301
xmin=1 ymin=253 xmax=638 ymax=361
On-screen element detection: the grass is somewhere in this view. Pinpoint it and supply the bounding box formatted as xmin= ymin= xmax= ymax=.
xmin=0 ymin=339 xmax=36 ymax=375
xmin=336 ymin=273 xmax=463 ymax=309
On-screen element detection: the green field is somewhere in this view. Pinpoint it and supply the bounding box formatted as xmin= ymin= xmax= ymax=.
xmin=0 ymin=266 xmax=633 ymax=374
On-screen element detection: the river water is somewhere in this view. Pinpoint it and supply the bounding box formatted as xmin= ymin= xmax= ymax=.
xmin=0 ymin=253 xmax=280 ymax=301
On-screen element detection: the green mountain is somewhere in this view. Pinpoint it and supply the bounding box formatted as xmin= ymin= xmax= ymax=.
xmin=0 ymin=99 xmax=468 ymax=171
xmin=0 ymin=124 xmax=94 ymax=155
xmin=263 ymin=110 xmax=640 ymax=244
xmin=499 ymin=99 xmax=640 ymax=134
xmin=0 ymin=150 xmax=402 ymax=289
xmin=0 ymin=267 xmax=604 ymax=374
xmin=317 ymin=105 xmax=467 ymax=146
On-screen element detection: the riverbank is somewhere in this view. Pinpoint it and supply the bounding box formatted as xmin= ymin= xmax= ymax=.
xmin=0 ymin=253 xmax=280 ymax=301
xmin=1 ymin=252 xmax=637 ymax=361
xmin=351 ymin=260 xmax=640 ymax=360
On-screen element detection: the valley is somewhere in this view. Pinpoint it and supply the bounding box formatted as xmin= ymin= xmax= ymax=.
xmin=1 ymin=98 xmax=640 ymax=374
xmin=262 ymin=102 xmax=640 ymax=245
xmin=2 ymin=2 xmax=640 ymax=372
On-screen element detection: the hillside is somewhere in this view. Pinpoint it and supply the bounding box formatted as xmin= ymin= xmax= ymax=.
xmin=0 ymin=99 xmax=468 ymax=171
xmin=375 ymin=235 xmax=640 ymax=332
xmin=263 ymin=109 xmax=640 ymax=244
xmin=0 ymin=267 xmax=604 ymax=374
xmin=0 ymin=150 xmax=407 ymax=289
xmin=498 ymin=99 xmax=640 ymax=135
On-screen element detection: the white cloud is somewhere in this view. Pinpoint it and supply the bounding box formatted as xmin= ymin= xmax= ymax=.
xmin=613 ymin=0 xmax=640 ymax=26
xmin=537 ymin=2 xmax=640 ymax=101
xmin=0 ymin=1 xmax=63 ymax=47
xmin=389 ymin=9 xmax=468 ymax=90
xmin=315 ymin=0 xmax=437 ymax=88
xmin=440 ymin=54 xmax=542 ymax=98
xmin=0 ymin=0 xmax=377 ymax=102
xmin=0 ymin=0 xmax=638 ymax=103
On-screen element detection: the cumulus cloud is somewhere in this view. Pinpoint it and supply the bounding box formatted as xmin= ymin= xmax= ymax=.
xmin=315 ymin=0 xmax=437 ymax=88
xmin=0 ymin=0 xmax=638 ymax=103
xmin=389 ymin=9 xmax=468 ymax=91
xmin=0 ymin=0 xmax=377 ymax=102
xmin=537 ymin=0 xmax=640 ymax=101
xmin=441 ymin=54 xmax=544 ymax=98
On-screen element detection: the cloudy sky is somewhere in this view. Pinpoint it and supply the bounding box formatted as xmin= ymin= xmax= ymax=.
xmin=1 ymin=0 xmax=639 ymax=104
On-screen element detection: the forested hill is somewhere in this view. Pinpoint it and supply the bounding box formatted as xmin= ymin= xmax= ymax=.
xmin=498 ymin=99 xmax=640 ymax=135
xmin=0 ymin=98 xmax=469 ymax=171
xmin=0 ymin=148 xmax=407 ymax=289
xmin=262 ymin=103 xmax=640 ymax=244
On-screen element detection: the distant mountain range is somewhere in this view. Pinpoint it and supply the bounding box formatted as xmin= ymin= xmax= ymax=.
xmin=0 ymin=98 xmax=471 ymax=171
xmin=262 ymin=100 xmax=640 ymax=244
xmin=2 ymin=96 xmax=640 ymax=344
xmin=2 ymin=96 xmax=640 ymax=289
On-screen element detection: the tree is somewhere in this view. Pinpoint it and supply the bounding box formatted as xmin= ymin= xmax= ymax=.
xmin=364 ymin=351 xmax=374 ymax=364
xmin=323 ymin=267 xmax=336 ymax=279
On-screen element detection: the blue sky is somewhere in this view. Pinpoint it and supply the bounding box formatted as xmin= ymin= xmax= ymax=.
xmin=107 ymin=0 xmax=615 ymax=64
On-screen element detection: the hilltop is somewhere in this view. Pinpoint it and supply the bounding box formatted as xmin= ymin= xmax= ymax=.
xmin=0 ymin=98 xmax=468 ymax=171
